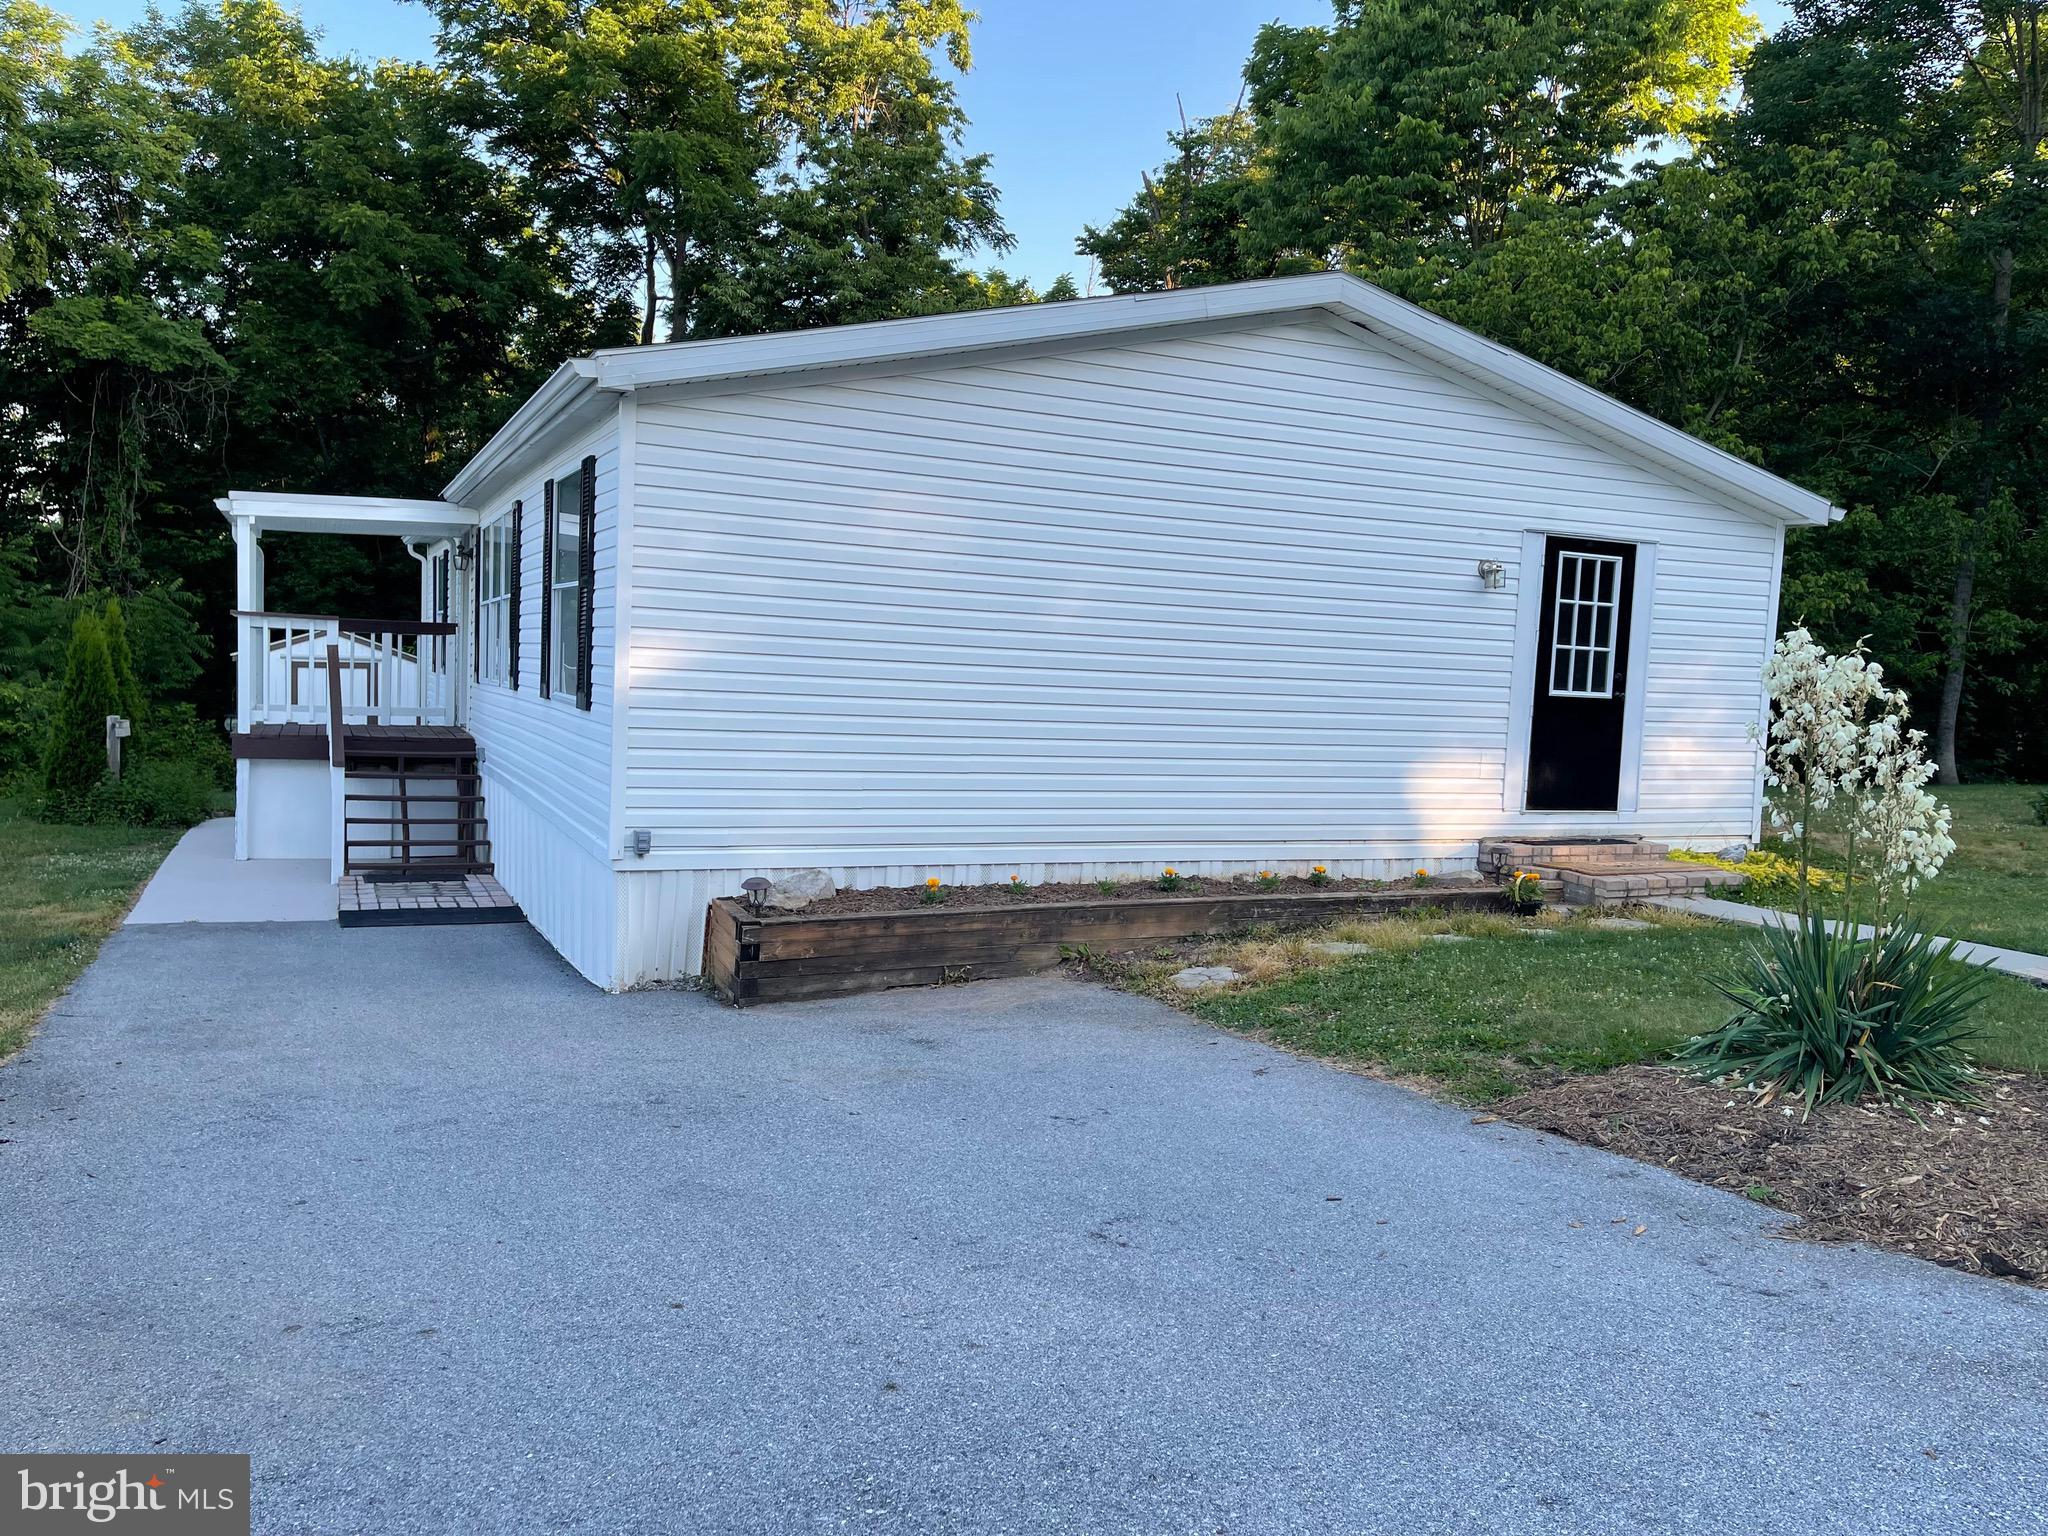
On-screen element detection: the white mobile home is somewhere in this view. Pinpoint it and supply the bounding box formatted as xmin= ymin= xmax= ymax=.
xmin=219 ymin=273 xmax=1837 ymax=988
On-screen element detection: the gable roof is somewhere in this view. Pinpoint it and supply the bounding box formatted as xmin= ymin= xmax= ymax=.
xmin=443 ymin=272 xmax=1839 ymax=527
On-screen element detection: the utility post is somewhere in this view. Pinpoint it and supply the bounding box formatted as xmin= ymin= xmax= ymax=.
xmin=105 ymin=715 xmax=131 ymax=781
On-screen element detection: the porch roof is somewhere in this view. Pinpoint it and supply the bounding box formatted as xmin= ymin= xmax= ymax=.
xmin=215 ymin=492 xmax=477 ymax=539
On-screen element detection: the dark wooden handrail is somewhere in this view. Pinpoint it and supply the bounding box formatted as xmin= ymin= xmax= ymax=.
xmin=336 ymin=618 xmax=459 ymax=637
xmin=325 ymin=643 xmax=346 ymax=767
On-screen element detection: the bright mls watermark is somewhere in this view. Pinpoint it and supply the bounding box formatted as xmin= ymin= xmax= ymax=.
xmin=2 ymin=1456 xmax=248 ymax=1534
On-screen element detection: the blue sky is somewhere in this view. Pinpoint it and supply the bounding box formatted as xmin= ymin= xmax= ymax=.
xmin=62 ymin=0 xmax=1332 ymax=288
xmin=60 ymin=2 xmax=1784 ymax=291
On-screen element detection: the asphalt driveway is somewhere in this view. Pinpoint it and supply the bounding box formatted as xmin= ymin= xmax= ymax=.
xmin=4 ymin=922 xmax=2044 ymax=1534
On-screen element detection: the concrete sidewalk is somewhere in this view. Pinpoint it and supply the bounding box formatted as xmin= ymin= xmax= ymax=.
xmin=125 ymin=816 xmax=335 ymax=925
xmin=4 ymin=921 xmax=2044 ymax=1534
xmin=1649 ymin=894 xmax=2048 ymax=985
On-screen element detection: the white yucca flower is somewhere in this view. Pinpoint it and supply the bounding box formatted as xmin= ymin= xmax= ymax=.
xmin=1758 ymin=626 xmax=1954 ymax=931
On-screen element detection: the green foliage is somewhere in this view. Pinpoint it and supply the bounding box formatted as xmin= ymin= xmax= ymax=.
xmin=0 ymin=797 xmax=181 ymax=1059
xmin=1086 ymin=0 xmax=2048 ymax=778
xmin=99 ymin=596 xmax=144 ymax=737
xmin=0 ymin=679 xmax=46 ymax=786
xmin=38 ymin=753 xmax=220 ymax=828
xmin=2031 ymin=790 xmax=2048 ymax=828
xmin=426 ymin=0 xmax=1007 ymax=342
xmin=1670 ymin=846 xmax=1846 ymax=897
xmin=1675 ymin=911 xmax=1992 ymax=1109
xmin=3 ymin=0 xmax=1022 ymax=744
xmin=0 ymin=0 xmax=66 ymax=300
xmin=143 ymin=700 xmax=231 ymax=789
xmin=40 ymin=610 xmax=117 ymax=796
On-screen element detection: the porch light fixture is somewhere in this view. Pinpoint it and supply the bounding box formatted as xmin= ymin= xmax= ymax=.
xmin=741 ymin=876 xmax=772 ymax=911
xmin=1476 ymin=559 xmax=1506 ymax=590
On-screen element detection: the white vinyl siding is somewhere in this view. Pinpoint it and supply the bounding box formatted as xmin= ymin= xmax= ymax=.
xmin=459 ymin=420 xmax=619 ymax=980
xmin=610 ymin=316 xmax=1781 ymax=978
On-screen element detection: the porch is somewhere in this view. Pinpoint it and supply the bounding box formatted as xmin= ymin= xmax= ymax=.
xmin=217 ymin=493 xmax=508 ymax=907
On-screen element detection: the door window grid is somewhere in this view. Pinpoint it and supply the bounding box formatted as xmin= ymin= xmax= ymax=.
xmin=1548 ymin=551 xmax=1622 ymax=698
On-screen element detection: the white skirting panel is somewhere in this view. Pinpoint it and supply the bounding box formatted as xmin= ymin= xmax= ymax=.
xmin=484 ymin=773 xmax=618 ymax=989
xmin=241 ymin=758 xmax=331 ymax=861
xmin=614 ymin=850 xmax=1481 ymax=986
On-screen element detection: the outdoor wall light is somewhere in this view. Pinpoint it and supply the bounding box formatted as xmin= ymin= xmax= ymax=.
xmin=1477 ymin=559 xmax=1507 ymax=590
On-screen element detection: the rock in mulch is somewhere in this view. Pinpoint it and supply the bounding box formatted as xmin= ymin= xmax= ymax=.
xmin=1498 ymin=1065 xmax=2048 ymax=1286
xmin=1170 ymin=966 xmax=1241 ymax=991
xmin=764 ymin=868 xmax=836 ymax=911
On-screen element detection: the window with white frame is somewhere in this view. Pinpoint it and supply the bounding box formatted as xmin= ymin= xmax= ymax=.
xmin=549 ymin=472 xmax=583 ymax=700
xmin=478 ymin=516 xmax=513 ymax=685
xmin=1547 ymin=549 xmax=1623 ymax=698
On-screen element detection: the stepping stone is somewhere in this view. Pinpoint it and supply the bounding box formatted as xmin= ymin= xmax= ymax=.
xmin=1427 ymin=933 xmax=1473 ymax=944
xmin=1588 ymin=917 xmax=1654 ymax=931
xmin=1170 ymin=966 xmax=1241 ymax=991
xmin=1525 ymin=930 xmax=1559 ymax=939
xmin=1309 ymin=941 xmax=1374 ymax=956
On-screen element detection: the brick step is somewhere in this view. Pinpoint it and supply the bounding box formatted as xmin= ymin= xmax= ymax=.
xmin=1479 ymin=836 xmax=1672 ymax=875
xmin=1538 ymin=863 xmax=1743 ymax=902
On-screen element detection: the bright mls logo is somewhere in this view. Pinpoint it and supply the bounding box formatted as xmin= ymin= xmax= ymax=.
xmin=3 ymin=1455 xmax=249 ymax=1534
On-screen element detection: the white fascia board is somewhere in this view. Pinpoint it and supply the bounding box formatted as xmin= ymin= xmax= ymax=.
xmin=214 ymin=492 xmax=478 ymax=538
xmin=582 ymin=279 xmax=1328 ymax=392
xmin=440 ymin=359 xmax=605 ymax=506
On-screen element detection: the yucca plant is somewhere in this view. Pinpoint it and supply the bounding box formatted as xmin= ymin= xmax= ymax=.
xmin=1675 ymin=910 xmax=1991 ymax=1110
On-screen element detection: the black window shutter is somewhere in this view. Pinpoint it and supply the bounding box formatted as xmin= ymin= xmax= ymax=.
xmin=539 ymin=478 xmax=554 ymax=699
xmin=508 ymin=500 xmax=522 ymax=690
xmin=576 ymin=454 xmax=596 ymax=711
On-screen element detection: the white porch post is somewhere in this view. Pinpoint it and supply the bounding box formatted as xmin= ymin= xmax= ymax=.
xmin=232 ymin=516 xmax=264 ymax=734
xmin=232 ymin=516 xmax=262 ymax=862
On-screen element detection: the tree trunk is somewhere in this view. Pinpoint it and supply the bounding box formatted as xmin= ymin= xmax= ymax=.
xmin=1933 ymin=543 xmax=1975 ymax=784
xmin=1930 ymin=244 xmax=2015 ymax=785
xmin=640 ymin=228 xmax=658 ymax=345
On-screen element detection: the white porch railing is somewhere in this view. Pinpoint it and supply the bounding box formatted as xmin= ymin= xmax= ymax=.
xmin=234 ymin=611 xmax=463 ymax=730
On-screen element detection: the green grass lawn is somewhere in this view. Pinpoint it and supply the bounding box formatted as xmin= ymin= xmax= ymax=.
xmin=1158 ymin=909 xmax=2048 ymax=1102
xmin=0 ymin=799 xmax=180 ymax=1061
xmin=1749 ymin=783 xmax=2048 ymax=955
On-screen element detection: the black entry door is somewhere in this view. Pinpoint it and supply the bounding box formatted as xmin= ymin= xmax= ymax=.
xmin=1526 ymin=536 xmax=1636 ymax=812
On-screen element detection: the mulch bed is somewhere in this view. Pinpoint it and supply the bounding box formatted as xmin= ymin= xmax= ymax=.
xmin=1499 ymin=1065 xmax=2048 ymax=1286
xmin=795 ymin=872 xmax=1450 ymax=918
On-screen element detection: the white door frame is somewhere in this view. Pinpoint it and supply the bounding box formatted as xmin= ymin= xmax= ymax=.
xmin=1501 ymin=529 xmax=1657 ymax=816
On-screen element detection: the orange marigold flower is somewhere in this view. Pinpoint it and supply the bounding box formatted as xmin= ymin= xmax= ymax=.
xmin=925 ymin=876 xmax=941 ymax=888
